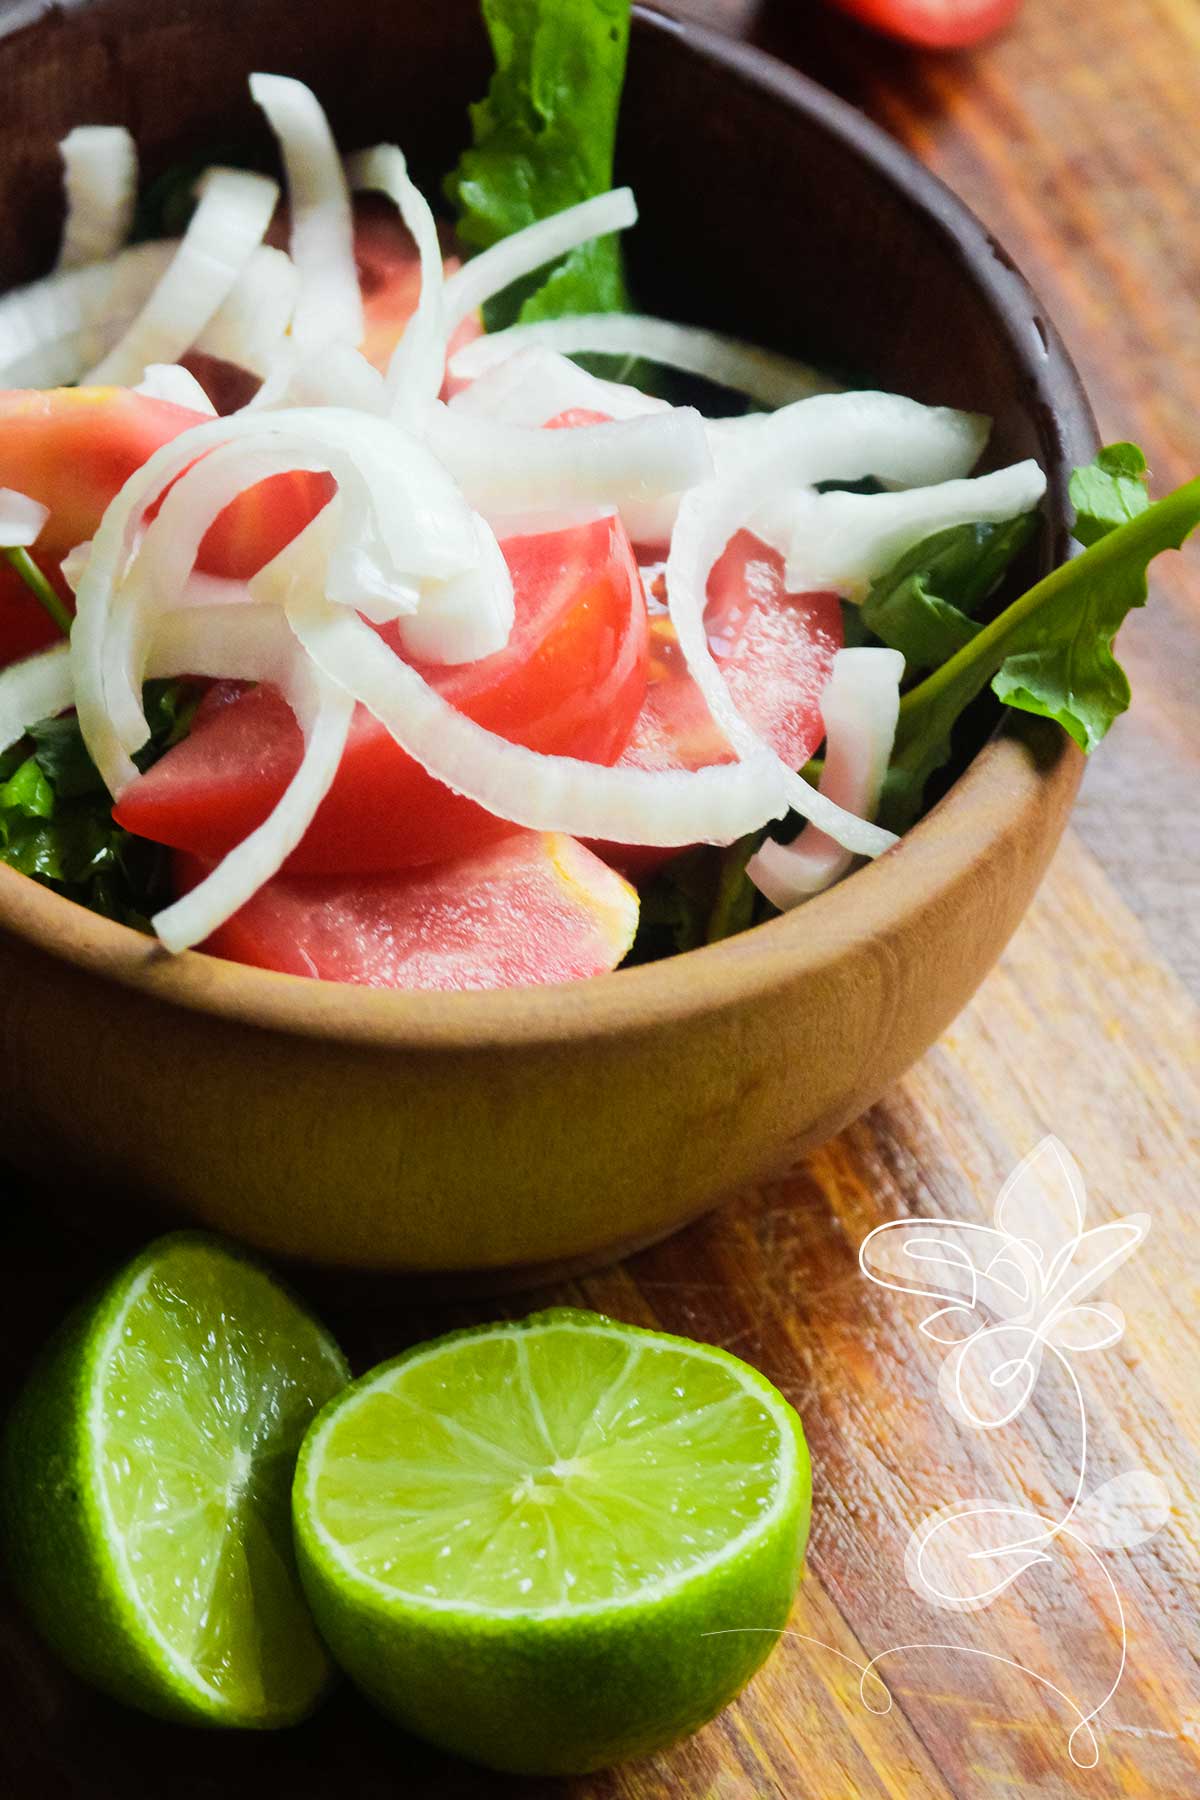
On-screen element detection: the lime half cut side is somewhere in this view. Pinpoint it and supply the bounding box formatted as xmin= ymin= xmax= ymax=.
xmin=294 ymin=1309 xmax=810 ymax=1774
xmin=2 ymin=1232 xmax=349 ymax=1727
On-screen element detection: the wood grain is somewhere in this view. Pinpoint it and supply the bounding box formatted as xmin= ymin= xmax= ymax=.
xmin=2 ymin=2 xmax=1199 ymax=1798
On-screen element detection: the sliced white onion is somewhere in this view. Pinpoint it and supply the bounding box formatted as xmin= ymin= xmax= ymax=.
xmin=748 ymin=648 xmax=905 ymax=908
xmin=347 ymin=145 xmax=445 ymax=427
xmin=193 ymin=243 xmax=299 ymax=379
xmin=133 ymin=363 xmax=217 ymax=413
xmin=0 ymin=240 xmax=176 ymax=387
xmin=289 ymin=587 xmax=791 ymax=845
xmin=0 ymin=644 xmax=73 ymax=753
xmin=72 ymin=406 xmax=513 ymax=792
xmin=449 ymin=346 xmax=669 ymax=426
xmin=426 ymin=401 xmax=713 ymax=542
xmin=150 ymin=657 xmax=354 ymax=953
xmin=441 ymin=190 xmax=637 ymax=333
xmin=0 ymin=488 xmax=50 ymax=548
xmin=450 ymin=312 xmax=836 ymax=408
xmin=250 ymin=72 xmax=362 ymax=352
xmin=85 ymin=168 xmax=280 ymax=386
xmin=284 ymin=343 xmax=385 ymax=412
xmin=713 ymin=391 xmax=989 ymax=490
xmin=779 ymin=461 xmax=1048 ymax=596
xmin=57 ymin=126 xmax=138 ymax=271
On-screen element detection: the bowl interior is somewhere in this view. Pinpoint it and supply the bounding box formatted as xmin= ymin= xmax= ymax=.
xmin=0 ymin=0 xmax=1094 ymax=1036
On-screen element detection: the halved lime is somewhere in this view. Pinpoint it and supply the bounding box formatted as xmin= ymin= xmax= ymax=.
xmin=2 ymin=1232 xmax=348 ymax=1727
xmin=294 ymin=1308 xmax=810 ymax=1774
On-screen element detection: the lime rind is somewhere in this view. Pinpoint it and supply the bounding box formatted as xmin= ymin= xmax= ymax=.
xmin=3 ymin=1231 xmax=348 ymax=1728
xmin=293 ymin=1309 xmax=810 ymax=1774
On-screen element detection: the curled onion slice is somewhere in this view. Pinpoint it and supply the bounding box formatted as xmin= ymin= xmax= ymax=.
xmin=250 ymin=73 xmax=362 ymax=352
xmin=57 ymin=126 xmax=138 ymax=271
xmin=427 ymin=402 xmax=712 ymax=542
xmin=748 ymin=648 xmax=905 ymax=908
xmin=0 ymin=488 xmax=51 ymax=548
xmin=0 ymin=644 xmax=73 ymax=753
xmin=449 ymin=346 xmax=669 ymax=426
xmin=85 ymin=168 xmax=280 ymax=386
xmin=133 ymin=363 xmax=217 ymax=413
xmin=450 ymin=312 xmax=835 ymax=408
xmin=288 ymin=588 xmax=791 ymax=845
xmin=150 ymin=655 xmax=354 ymax=954
xmin=441 ymin=190 xmax=637 ymax=333
xmin=347 ymin=145 xmax=446 ymax=427
xmin=0 ymin=241 xmax=176 ymax=388
xmin=72 ymin=406 xmax=514 ymax=792
xmin=194 ymin=244 xmax=299 ymax=381
xmin=779 ymin=461 xmax=1048 ymax=596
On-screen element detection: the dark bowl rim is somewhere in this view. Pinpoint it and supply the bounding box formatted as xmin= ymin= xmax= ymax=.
xmin=0 ymin=4 xmax=1095 ymax=1050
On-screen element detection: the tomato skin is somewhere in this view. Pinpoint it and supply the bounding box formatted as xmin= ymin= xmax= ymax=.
xmin=117 ymin=515 xmax=650 ymax=873
xmin=175 ymin=831 xmax=638 ymax=990
xmin=825 ymin=0 xmax=1021 ymax=49
xmin=0 ymin=387 xmax=327 ymax=668
xmin=597 ymin=531 xmax=842 ymax=877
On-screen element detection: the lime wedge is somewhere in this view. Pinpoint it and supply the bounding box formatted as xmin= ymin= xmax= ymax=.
xmin=2 ymin=1232 xmax=348 ymax=1727
xmin=294 ymin=1308 xmax=810 ymax=1774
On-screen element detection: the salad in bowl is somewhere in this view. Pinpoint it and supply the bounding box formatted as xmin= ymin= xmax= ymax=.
xmin=0 ymin=0 xmax=1193 ymax=1002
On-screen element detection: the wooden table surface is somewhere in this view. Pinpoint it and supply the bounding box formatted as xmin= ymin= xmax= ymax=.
xmin=3 ymin=1 xmax=1199 ymax=1796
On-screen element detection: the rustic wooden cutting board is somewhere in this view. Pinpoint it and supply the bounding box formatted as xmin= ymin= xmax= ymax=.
xmin=2 ymin=1 xmax=1198 ymax=1796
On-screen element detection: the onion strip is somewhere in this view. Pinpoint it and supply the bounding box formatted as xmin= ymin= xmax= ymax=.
xmin=0 ymin=489 xmax=51 ymax=548
xmin=347 ymin=145 xmax=445 ymax=426
xmin=748 ymin=648 xmax=905 ymax=907
xmin=85 ymin=168 xmax=280 ymax=386
xmin=441 ymin=190 xmax=637 ymax=333
xmin=57 ymin=126 xmax=138 ymax=271
xmin=0 ymin=645 xmax=73 ymax=754
xmin=450 ymin=312 xmax=835 ymax=408
xmin=250 ymin=73 xmax=362 ymax=351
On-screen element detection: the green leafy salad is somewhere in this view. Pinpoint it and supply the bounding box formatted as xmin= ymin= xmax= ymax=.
xmin=0 ymin=0 xmax=1195 ymax=991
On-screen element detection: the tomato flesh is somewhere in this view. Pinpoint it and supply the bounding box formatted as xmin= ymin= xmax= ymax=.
xmin=176 ymin=830 xmax=638 ymax=990
xmin=117 ymin=515 xmax=650 ymax=872
xmin=826 ymin=0 xmax=1021 ymax=49
xmin=0 ymin=387 xmax=326 ymax=667
xmin=598 ymin=531 xmax=842 ymax=875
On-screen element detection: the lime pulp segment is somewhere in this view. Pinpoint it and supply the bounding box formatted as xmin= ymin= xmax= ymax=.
xmin=306 ymin=1314 xmax=797 ymax=1611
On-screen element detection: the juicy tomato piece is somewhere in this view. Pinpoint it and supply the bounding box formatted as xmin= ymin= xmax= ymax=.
xmin=176 ymin=832 xmax=639 ymax=991
xmin=599 ymin=531 xmax=842 ymax=876
xmin=825 ymin=0 xmax=1021 ymax=49
xmin=117 ymin=514 xmax=650 ymax=873
xmin=0 ymin=388 xmax=326 ymax=667
xmin=352 ymin=201 xmax=483 ymax=386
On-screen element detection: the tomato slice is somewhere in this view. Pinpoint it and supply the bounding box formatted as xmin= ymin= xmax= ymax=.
xmin=175 ymin=831 xmax=638 ymax=990
xmin=117 ymin=514 xmax=650 ymax=872
xmin=0 ymin=387 xmax=326 ymax=668
xmin=351 ymin=201 xmax=484 ymax=383
xmin=825 ymin=0 xmax=1021 ymax=49
xmin=597 ymin=532 xmax=842 ymax=875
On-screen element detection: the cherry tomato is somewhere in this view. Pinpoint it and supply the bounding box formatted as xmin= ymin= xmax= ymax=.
xmin=116 ymin=514 xmax=650 ymax=872
xmin=826 ymin=0 xmax=1021 ymax=50
xmin=175 ymin=830 xmax=637 ymax=990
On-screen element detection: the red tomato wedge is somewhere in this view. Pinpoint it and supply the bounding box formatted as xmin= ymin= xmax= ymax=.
xmin=351 ymin=201 xmax=484 ymax=382
xmin=826 ymin=0 xmax=1021 ymax=49
xmin=598 ymin=532 xmax=842 ymax=875
xmin=0 ymin=387 xmax=326 ymax=667
xmin=175 ymin=831 xmax=638 ymax=990
xmin=117 ymin=515 xmax=650 ymax=872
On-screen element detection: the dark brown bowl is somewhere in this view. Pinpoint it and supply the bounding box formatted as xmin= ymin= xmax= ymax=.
xmin=0 ymin=0 xmax=1093 ymax=1280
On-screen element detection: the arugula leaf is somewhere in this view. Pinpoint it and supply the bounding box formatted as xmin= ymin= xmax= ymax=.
xmin=1069 ymin=442 xmax=1150 ymax=546
xmin=861 ymin=514 xmax=1036 ymax=673
xmin=0 ymin=681 xmax=200 ymax=927
xmin=885 ymin=459 xmax=1200 ymax=828
xmin=445 ymin=0 xmax=631 ymax=329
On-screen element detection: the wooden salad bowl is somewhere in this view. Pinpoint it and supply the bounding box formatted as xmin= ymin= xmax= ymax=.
xmin=0 ymin=0 xmax=1093 ymax=1282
